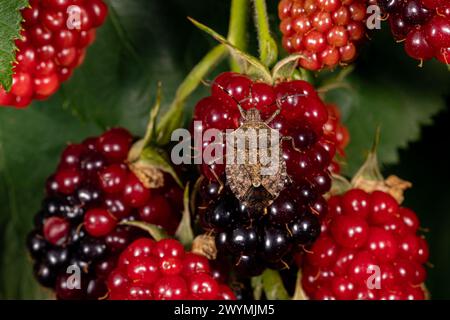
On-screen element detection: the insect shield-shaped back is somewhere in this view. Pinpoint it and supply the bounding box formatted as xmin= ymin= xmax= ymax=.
xmin=225 ymin=108 xmax=287 ymax=212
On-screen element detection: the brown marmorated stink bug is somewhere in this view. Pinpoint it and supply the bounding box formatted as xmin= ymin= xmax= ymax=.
xmin=209 ymin=83 xmax=301 ymax=212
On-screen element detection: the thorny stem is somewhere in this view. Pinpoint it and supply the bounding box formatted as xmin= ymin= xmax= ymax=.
xmin=252 ymin=0 xmax=278 ymax=67
xmin=155 ymin=44 xmax=227 ymax=145
xmin=227 ymin=0 xmax=250 ymax=72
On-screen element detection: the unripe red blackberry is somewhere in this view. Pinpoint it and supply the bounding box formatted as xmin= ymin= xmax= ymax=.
xmin=0 ymin=0 xmax=108 ymax=108
xmin=278 ymin=0 xmax=369 ymax=70
xmin=301 ymin=188 xmax=429 ymax=300
xmin=106 ymin=238 xmax=235 ymax=300
xmin=26 ymin=128 xmax=182 ymax=299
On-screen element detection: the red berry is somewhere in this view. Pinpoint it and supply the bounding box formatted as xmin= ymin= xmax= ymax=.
xmin=182 ymin=253 xmax=211 ymax=276
xmin=123 ymin=173 xmax=151 ymax=208
xmin=84 ymin=208 xmax=117 ymax=237
xmin=153 ymin=276 xmax=188 ymax=300
xmin=97 ymin=128 xmax=133 ymax=163
xmin=126 ymin=283 xmax=153 ymax=300
xmin=1 ymin=0 xmax=108 ymax=108
xmin=303 ymin=188 xmax=429 ymax=300
xmin=365 ymin=227 xmax=398 ymax=262
xmin=341 ymin=189 xmax=370 ymax=218
xmin=188 ymin=273 xmax=220 ymax=299
xmin=43 ymin=216 xmax=69 ymax=245
xmin=119 ymin=238 xmax=155 ymax=268
xmin=154 ymin=239 xmax=185 ymax=260
xmin=369 ymin=191 xmax=399 ymax=225
xmin=99 ymin=164 xmax=128 ymax=194
xmin=159 ymin=257 xmax=183 ymax=276
xmin=279 ymin=0 xmax=368 ymax=70
xmin=59 ymin=144 xmax=85 ymax=168
xmin=54 ymin=168 xmax=82 ymax=194
xmin=331 ymin=276 xmax=357 ymax=300
xmin=331 ymin=215 xmax=368 ymax=249
xmin=126 ymin=256 xmax=160 ymax=284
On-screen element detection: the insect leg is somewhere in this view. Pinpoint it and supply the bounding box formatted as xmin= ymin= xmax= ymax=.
xmin=213 ymin=82 xmax=247 ymax=120
xmin=264 ymin=109 xmax=281 ymax=124
xmin=280 ymin=135 xmax=302 ymax=153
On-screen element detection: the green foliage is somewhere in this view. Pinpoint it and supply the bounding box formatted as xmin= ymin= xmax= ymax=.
xmin=0 ymin=0 xmax=28 ymax=91
xmin=0 ymin=0 xmax=448 ymax=299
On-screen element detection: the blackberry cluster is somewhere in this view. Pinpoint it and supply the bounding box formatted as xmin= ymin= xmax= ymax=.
xmin=193 ymin=72 xmax=336 ymax=276
xmin=378 ymin=0 xmax=450 ymax=64
xmin=278 ymin=0 xmax=368 ymax=70
xmin=0 ymin=0 xmax=108 ymax=108
xmin=26 ymin=128 xmax=181 ymax=299
xmin=301 ymin=189 xmax=429 ymax=300
xmin=324 ymin=103 xmax=350 ymax=174
xmin=107 ymin=238 xmax=236 ymax=300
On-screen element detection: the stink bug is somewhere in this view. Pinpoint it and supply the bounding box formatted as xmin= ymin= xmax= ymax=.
xmin=225 ymin=107 xmax=288 ymax=211
xmin=205 ymin=83 xmax=302 ymax=212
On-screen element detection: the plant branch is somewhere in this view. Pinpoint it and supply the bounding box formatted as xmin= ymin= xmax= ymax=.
xmin=227 ymin=0 xmax=249 ymax=72
xmin=252 ymin=0 xmax=278 ymax=67
xmin=156 ymin=44 xmax=227 ymax=145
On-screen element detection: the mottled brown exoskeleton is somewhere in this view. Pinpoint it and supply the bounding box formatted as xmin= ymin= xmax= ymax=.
xmin=225 ymin=107 xmax=288 ymax=212
xmin=209 ymin=83 xmax=292 ymax=212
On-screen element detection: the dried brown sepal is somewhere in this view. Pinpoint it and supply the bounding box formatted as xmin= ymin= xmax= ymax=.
xmin=352 ymin=174 xmax=412 ymax=204
xmin=349 ymin=130 xmax=411 ymax=204
xmin=129 ymin=161 xmax=165 ymax=189
xmin=192 ymin=234 xmax=217 ymax=260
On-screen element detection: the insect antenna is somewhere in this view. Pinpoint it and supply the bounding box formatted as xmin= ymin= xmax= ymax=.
xmin=264 ymin=93 xmax=306 ymax=124
xmin=213 ymin=82 xmax=247 ymax=119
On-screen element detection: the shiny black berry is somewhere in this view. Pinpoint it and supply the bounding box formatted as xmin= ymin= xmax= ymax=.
xmin=26 ymin=230 xmax=48 ymax=260
xmin=260 ymin=227 xmax=292 ymax=263
xmin=77 ymin=238 xmax=107 ymax=261
xmin=226 ymin=226 xmax=258 ymax=254
xmin=289 ymin=212 xmax=321 ymax=245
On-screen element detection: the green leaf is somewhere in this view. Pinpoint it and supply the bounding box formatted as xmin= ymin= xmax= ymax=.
xmin=327 ymin=74 xmax=447 ymax=175
xmin=324 ymin=28 xmax=450 ymax=175
xmin=121 ymin=221 xmax=169 ymax=241
xmin=251 ymin=276 xmax=263 ymax=300
xmin=188 ymin=17 xmax=272 ymax=83
xmin=174 ymin=184 xmax=194 ymax=248
xmin=271 ymin=54 xmax=303 ymax=82
xmin=261 ymin=269 xmax=290 ymax=300
xmin=292 ymin=270 xmax=308 ymax=300
xmin=0 ymin=0 xmax=28 ymax=91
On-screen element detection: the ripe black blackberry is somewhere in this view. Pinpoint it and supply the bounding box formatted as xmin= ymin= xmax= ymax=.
xmin=26 ymin=128 xmax=182 ymax=299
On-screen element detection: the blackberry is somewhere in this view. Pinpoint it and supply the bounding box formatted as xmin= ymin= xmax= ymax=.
xmin=26 ymin=128 xmax=182 ymax=299
xmin=379 ymin=0 xmax=450 ymax=64
xmin=0 ymin=0 xmax=109 ymax=108
xmin=193 ymin=72 xmax=332 ymax=276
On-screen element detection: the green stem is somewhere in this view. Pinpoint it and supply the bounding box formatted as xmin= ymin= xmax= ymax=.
xmin=156 ymin=44 xmax=227 ymax=145
xmin=227 ymin=0 xmax=249 ymax=72
xmin=252 ymin=0 xmax=278 ymax=67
